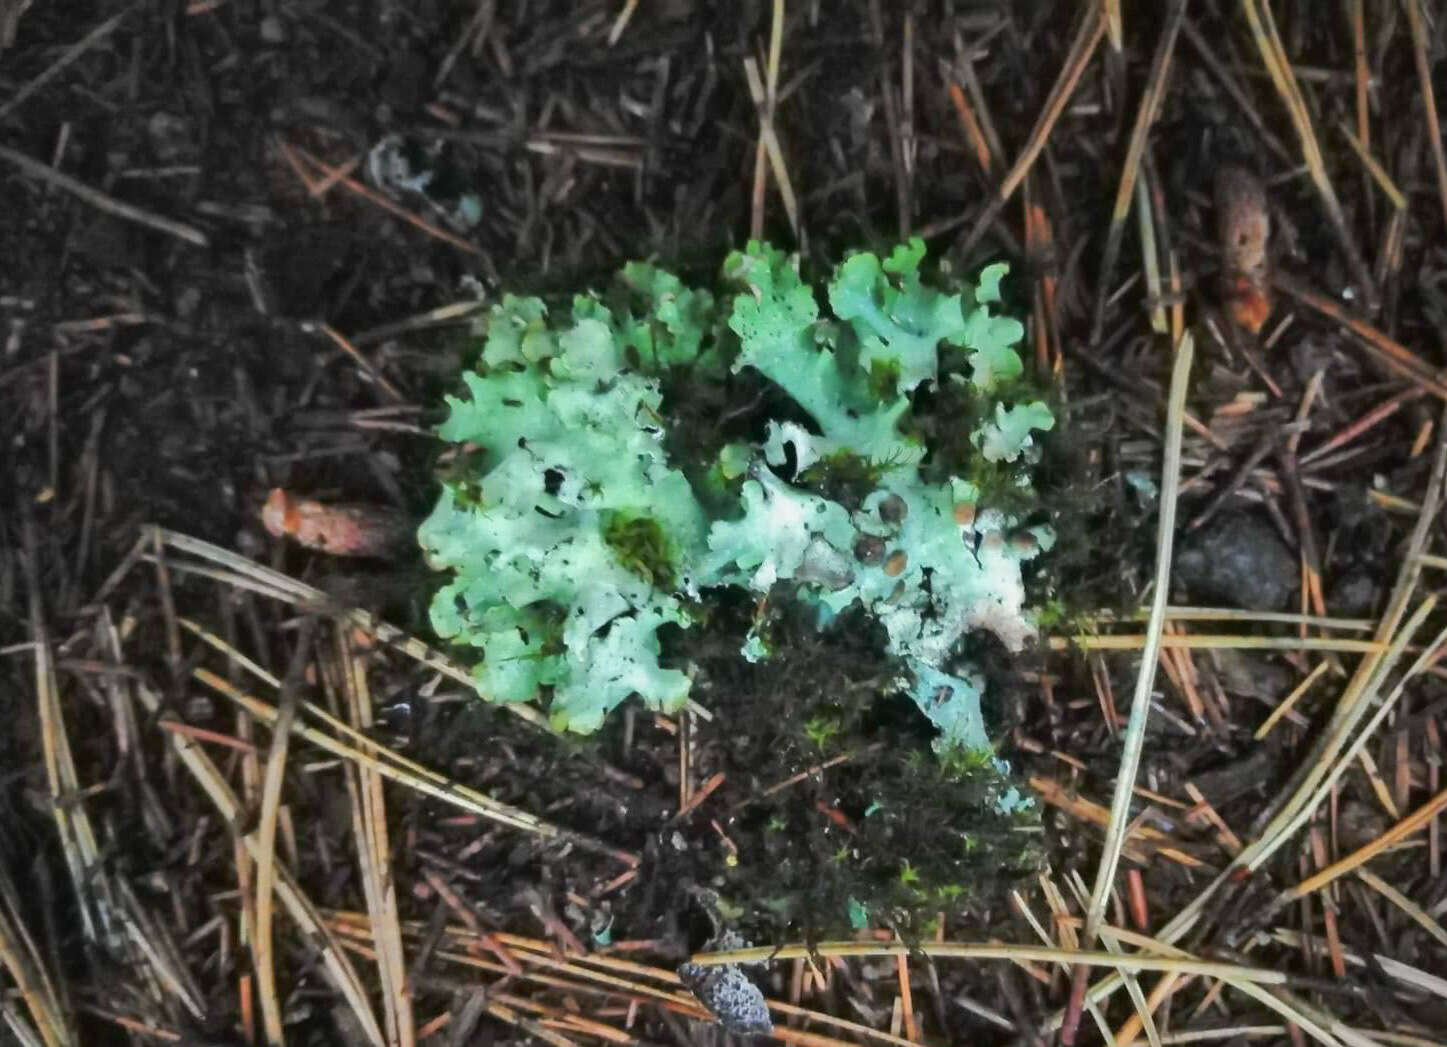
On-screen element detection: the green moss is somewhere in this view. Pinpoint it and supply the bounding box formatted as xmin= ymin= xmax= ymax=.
xmin=602 ymin=512 xmax=676 ymax=589
xmin=867 ymin=358 xmax=901 ymax=402
xmin=797 ymin=450 xmax=885 ymax=509
xmin=803 ymin=714 xmax=843 ymax=751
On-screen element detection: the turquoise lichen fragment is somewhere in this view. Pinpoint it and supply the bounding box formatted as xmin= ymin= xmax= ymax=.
xmin=959 ymin=261 xmax=1027 ymax=393
xmin=974 ymin=400 xmax=1056 ymax=463
xmin=703 ymin=467 xmax=856 ymax=592
xmin=827 ymin=237 xmax=966 ymax=393
xmin=904 ymin=659 xmax=989 ymax=753
xmin=726 ymin=242 xmax=921 ymax=470
xmin=422 ymin=245 xmax=1054 ymax=760
xmin=419 ymin=292 xmax=709 ymax=732
xmin=615 ymin=261 xmax=724 ymax=374
xmin=973 ymin=261 xmax=1009 ymax=305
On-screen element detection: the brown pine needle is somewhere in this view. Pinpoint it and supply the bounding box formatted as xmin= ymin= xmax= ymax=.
xmin=1240 ymin=0 xmax=1376 ymax=306
xmin=1255 ymin=660 xmax=1331 ymax=740
xmin=953 ymin=7 xmax=1105 ymax=259
xmin=1092 ymin=0 xmax=1187 ymax=342
xmin=303 ymin=322 xmax=405 ymax=404
xmin=1279 ymin=784 xmax=1447 ymax=905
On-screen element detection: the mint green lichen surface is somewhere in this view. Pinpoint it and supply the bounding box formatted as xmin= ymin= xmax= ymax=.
xmin=420 ymin=240 xmax=1053 ymax=753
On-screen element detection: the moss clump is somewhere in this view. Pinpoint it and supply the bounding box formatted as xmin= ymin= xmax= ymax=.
xmin=667 ymin=599 xmax=1041 ymax=943
xmin=796 ymin=450 xmax=886 ymax=510
xmin=603 ymin=512 xmax=677 ymax=589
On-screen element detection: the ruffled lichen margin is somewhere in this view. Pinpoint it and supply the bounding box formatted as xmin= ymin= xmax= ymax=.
xmin=419 ymin=240 xmax=1053 ymax=763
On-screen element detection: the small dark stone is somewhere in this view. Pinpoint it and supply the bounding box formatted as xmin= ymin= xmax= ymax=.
xmin=1329 ymin=566 xmax=1380 ymax=618
xmin=1175 ymin=512 xmax=1297 ymax=611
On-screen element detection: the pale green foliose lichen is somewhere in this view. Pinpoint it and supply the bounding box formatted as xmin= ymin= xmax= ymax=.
xmin=420 ymin=239 xmax=1053 ymax=751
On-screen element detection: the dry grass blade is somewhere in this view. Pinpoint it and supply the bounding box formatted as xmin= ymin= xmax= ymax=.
xmin=133 ymin=684 xmax=386 ymax=1046
xmin=1060 ymin=871 xmax=1161 ymax=1047
xmin=692 ymin=940 xmax=1283 ymax=983
xmin=1337 ymin=122 xmax=1407 ymax=211
xmin=1011 ymin=887 xmax=1114 ymax=1042
xmin=1050 ymin=633 xmax=1389 ymax=654
xmin=745 ymin=0 xmax=798 ymax=240
xmin=1353 ymin=869 xmax=1447 ymax=950
xmin=329 ymin=628 xmax=415 ymax=1046
xmin=19 ymin=518 xmax=114 ymax=949
xmin=254 ymin=619 xmax=316 ymax=1046
xmin=1091 ymin=0 xmax=1187 ymax=342
xmin=1239 ymin=0 xmax=1376 ymax=306
xmin=1090 ymin=607 xmax=1375 ymax=630
xmin=1082 ymin=332 xmax=1193 ymax=940
xmin=149 ymin=527 xmax=555 ymax=731
xmin=0 ymin=867 xmax=73 ymax=1047
xmin=191 ymin=669 xmax=638 ymax=866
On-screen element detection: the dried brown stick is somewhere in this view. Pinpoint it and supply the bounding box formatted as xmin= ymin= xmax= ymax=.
xmin=0 ymin=143 xmax=208 ymax=247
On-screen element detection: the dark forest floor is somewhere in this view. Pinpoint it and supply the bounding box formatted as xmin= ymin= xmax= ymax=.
xmin=3 ymin=2 xmax=1447 ymax=1045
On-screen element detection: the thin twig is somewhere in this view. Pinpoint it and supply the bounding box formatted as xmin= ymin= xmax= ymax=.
xmin=0 ymin=6 xmax=136 ymax=121
xmin=0 ymin=143 xmax=208 ymax=247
